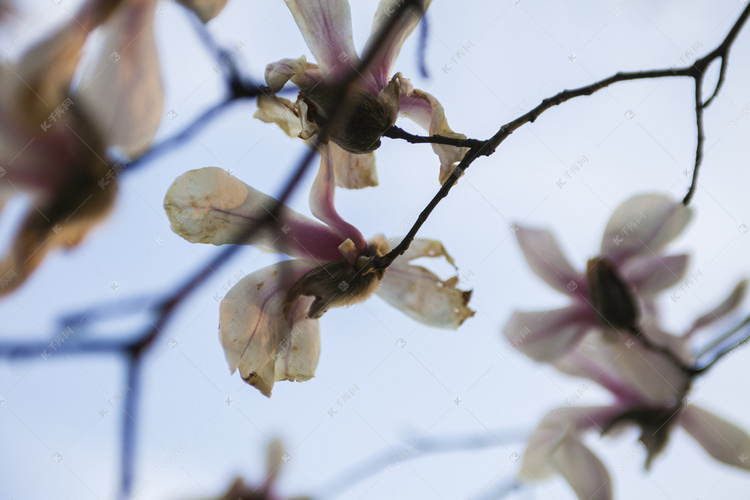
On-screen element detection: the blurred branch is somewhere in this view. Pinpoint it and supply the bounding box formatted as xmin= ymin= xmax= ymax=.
xmin=319 ymin=428 xmax=528 ymax=498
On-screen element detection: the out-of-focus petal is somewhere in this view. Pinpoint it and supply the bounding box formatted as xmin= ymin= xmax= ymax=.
xmin=600 ymin=194 xmax=692 ymax=263
xmin=621 ymin=254 xmax=689 ymax=295
xmin=175 ymin=0 xmax=227 ymax=23
xmin=78 ymin=0 xmax=163 ymax=157
xmin=326 ymin=142 xmax=378 ymax=189
xmin=556 ymin=329 xmax=690 ymax=407
xmin=680 ymin=405 xmax=750 ymax=470
xmin=514 ymin=226 xmax=582 ymax=296
xmin=521 ymin=407 xmax=615 ymax=500
xmin=373 ymin=235 xmax=474 ymax=329
xmin=688 ymin=279 xmax=747 ymax=335
xmin=363 ymin=0 xmax=431 ymax=89
xmin=0 ymin=142 xmax=116 ymax=296
xmin=554 ymin=435 xmax=612 ymax=500
xmin=503 ymin=307 xmax=592 ymax=362
xmin=219 ymin=261 xmax=320 ymax=397
xmin=253 ymin=92 xmax=302 ymax=138
xmin=399 ymin=88 xmax=467 ymax=184
xmin=284 ymin=0 xmax=359 ymax=79
xmin=309 ymin=145 xmax=368 ymax=252
xmin=164 ymin=167 xmax=345 ymax=262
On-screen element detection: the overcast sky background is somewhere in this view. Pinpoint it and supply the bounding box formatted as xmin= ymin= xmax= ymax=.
xmin=2 ymin=1 xmax=750 ymax=499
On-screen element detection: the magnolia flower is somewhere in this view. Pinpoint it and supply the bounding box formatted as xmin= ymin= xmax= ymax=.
xmin=78 ymin=0 xmax=164 ymax=157
xmin=164 ymin=160 xmax=473 ymax=396
xmin=518 ymin=279 xmax=750 ymax=499
xmin=255 ymin=0 xmax=467 ymax=188
xmin=200 ymin=439 xmax=310 ymax=500
xmin=0 ymin=0 xmax=163 ymax=294
xmin=503 ymin=194 xmax=693 ymax=362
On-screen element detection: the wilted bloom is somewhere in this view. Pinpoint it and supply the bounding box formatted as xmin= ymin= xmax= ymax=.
xmin=199 ymin=439 xmax=310 ymax=500
xmin=164 ymin=161 xmax=473 ymax=396
xmin=517 ymin=279 xmax=750 ymax=499
xmin=255 ymin=0 xmax=467 ymax=188
xmin=0 ymin=0 xmax=164 ymax=295
xmin=503 ymin=194 xmax=692 ymax=362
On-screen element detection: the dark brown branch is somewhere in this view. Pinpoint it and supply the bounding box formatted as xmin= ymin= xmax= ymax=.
xmin=380 ymin=3 xmax=750 ymax=271
xmin=383 ymin=125 xmax=486 ymax=148
xmin=683 ymin=76 xmax=706 ymax=205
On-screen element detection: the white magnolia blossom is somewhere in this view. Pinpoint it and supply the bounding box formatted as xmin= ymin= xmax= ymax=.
xmin=164 ymin=162 xmax=473 ymax=396
xmin=507 ymin=194 xmax=750 ymax=499
xmin=503 ymin=194 xmax=693 ymax=362
xmin=78 ymin=0 xmax=164 ymax=157
xmin=254 ymin=0 xmax=467 ymax=188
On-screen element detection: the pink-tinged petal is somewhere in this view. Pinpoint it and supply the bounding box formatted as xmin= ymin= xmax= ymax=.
xmin=514 ymin=226 xmax=582 ymax=296
xmin=621 ymin=254 xmax=689 ymax=295
xmin=264 ymin=56 xmax=322 ymax=93
xmin=680 ymin=405 xmax=750 ymax=470
xmin=284 ymin=0 xmax=360 ymax=79
xmin=521 ymin=407 xmax=615 ymax=500
xmin=373 ymin=235 xmax=474 ymax=329
xmin=164 ymin=167 xmax=344 ymax=262
xmin=77 ymin=0 xmax=163 ymax=157
xmin=220 ymin=261 xmax=320 ymax=397
xmin=557 ymin=329 xmax=690 ymax=406
xmin=600 ymin=194 xmax=692 ymax=262
xmin=688 ymin=280 xmax=747 ymax=336
xmin=327 ymin=142 xmax=378 ymax=189
xmin=363 ymin=0 xmax=431 ymax=89
xmin=503 ymin=307 xmax=592 ymax=362
xmin=399 ymin=88 xmax=468 ymax=184
xmin=175 ymin=0 xmax=228 ymax=22
xmin=309 ymin=145 xmax=368 ymax=252
xmin=554 ymin=436 xmax=612 ymax=500
xmin=253 ymin=92 xmax=302 ymax=138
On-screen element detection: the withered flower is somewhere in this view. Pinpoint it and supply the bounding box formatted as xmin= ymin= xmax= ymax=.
xmin=164 ymin=156 xmax=473 ymax=396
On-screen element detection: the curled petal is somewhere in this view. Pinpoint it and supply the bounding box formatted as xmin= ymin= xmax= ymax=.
xmin=363 ymin=0 xmax=432 ymax=89
xmin=621 ymin=254 xmax=689 ymax=295
xmin=399 ymin=88 xmax=467 ymax=184
xmin=164 ymin=167 xmax=344 ymax=262
xmin=309 ymin=145 xmax=368 ymax=252
xmin=503 ymin=307 xmax=592 ymax=362
xmin=264 ymin=56 xmax=317 ymax=93
xmin=175 ymin=0 xmax=228 ymax=23
xmin=253 ymin=93 xmax=302 ymax=138
xmin=600 ymin=194 xmax=692 ymax=263
xmin=78 ymin=0 xmax=164 ymax=157
xmin=220 ymin=261 xmax=320 ymax=397
xmin=688 ymin=279 xmax=747 ymax=335
xmin=374 ymin=236 xmax=474 ymax=329
xmin=514 ymin=226 xmax=582 ymax=296
xmin=680 ymin=405 xmax=750 ymax=470
xmin=284 ymin=0 xmax=360 ymax=79
xmin=521 ymin=407 xmax=615 ymax=500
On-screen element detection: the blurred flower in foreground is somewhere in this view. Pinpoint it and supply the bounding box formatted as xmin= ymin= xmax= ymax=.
xmin=202 ymin=440 xmax=310 ymax=500
xmin=164 ymin=162 xmax=473 ymax=396
xmin=518 ymin=279 xmax=750 ymax=499
xmin=255 ymin=0 xmax=467 ymax=188
xmin=0 ymin=0 xmax=164 ymax=295
xmin=503 ymin=194 xmax=692 ymax=362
